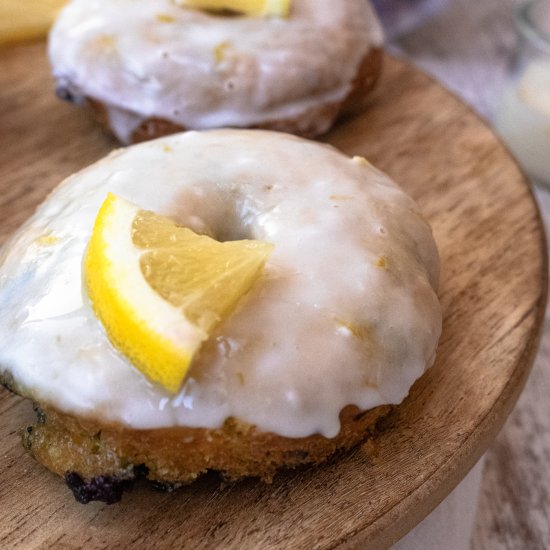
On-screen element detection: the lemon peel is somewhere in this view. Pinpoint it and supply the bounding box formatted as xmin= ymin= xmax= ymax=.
xmin=173 ymin=0 xmax=291 ymax=18
xmin=85 ymin=193 xmax=273 ymax=393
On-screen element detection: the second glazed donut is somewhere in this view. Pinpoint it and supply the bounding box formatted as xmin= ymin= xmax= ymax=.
xmin=49 ymin=0 xmax=384 ymax=143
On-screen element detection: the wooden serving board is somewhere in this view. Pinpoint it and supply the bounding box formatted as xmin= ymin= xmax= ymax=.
xmin=0 ymin=42 xmax=547 ymax=549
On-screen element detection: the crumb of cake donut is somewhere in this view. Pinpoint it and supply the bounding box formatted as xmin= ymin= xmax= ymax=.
xmin=341 ymin=48 xmax=384 ymax=116
xmin=23 ymin=404 xmax=392 ymax=502
xmin=131 ymin=118 xmax=185 ymax=144
xmin=32 ymin=404 xmax=46 ymax=425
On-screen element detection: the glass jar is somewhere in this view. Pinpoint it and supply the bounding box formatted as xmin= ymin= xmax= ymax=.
xmin=493 ymin=0 xmax=550 ymax=186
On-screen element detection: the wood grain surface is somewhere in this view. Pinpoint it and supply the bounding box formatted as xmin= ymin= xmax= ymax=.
xmin=0 ymin=42 xmax=546 ymax=549
xmin=388 ymin=1 xmax=550 ymax=546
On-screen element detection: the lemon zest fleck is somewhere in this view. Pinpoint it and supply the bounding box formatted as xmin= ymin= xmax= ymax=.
xmin=156 ymin=13 xmax=176 ymax=23
xmin=374 ymin=255 xmax=389 ymax=269
xmin=329 ymin=195 xmax=353 ymax=201
xmin=36 ymin=235 xmax=60 ymax=246
xmin=213 ymin=41 xmax=231 ymax=63
xmin=352 ymin=156 xmax=371 ymax=167
xmin=336 ymin=318 xmax=372 ymax=340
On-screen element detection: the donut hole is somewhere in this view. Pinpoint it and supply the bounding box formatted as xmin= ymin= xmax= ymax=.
xmin=212 ymin=203 xmax=253 ymax=242
xmin=170 ymin=186 xmax=258 ymax=243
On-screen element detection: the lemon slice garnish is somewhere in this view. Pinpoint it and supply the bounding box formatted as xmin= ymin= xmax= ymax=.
xmin=0 ymin=0 xmax=67 ymax=45
xmin=173 ymin=0 xmax=291 ymax=18
xmin=85 ymin=193 xmax=273 ymax=393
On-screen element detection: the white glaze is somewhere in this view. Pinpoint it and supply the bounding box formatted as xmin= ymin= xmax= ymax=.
xmin=48 ymin=0 xmax=384 ymax=143
xmin=0 ymin=130 xmax=441 ymax=438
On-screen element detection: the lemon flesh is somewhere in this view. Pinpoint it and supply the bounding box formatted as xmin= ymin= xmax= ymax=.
xmin=0 ymin=0 xmax=67 ymax=45
xmin=173 ymin=0 xmax=291 ymax=17
xmin=85 ymin=193 xmax=273 ymax=394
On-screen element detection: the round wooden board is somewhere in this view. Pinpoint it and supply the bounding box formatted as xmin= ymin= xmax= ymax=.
xmin=0 ymin=42 xmax=547 ymax=549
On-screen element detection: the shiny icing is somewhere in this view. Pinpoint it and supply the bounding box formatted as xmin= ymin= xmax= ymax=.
xmin=48 ymin=0 xmax=384 ymax=143
xmin=0 ymin=130 xmax=441 ymax=438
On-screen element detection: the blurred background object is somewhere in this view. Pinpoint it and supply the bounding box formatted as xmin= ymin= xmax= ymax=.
xmin=1 ymin=0 xmax=67 ymax=45
xmin=377 ymin=0 xmax=522 ymax=119
xmin=493 ymin=0 xmax=550 ymax=186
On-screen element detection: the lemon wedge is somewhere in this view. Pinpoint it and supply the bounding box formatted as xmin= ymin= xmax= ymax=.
xmin=85 ymin=193 xmax=273 ymax=393
xmin=173 ymin=0 xmax=291 ymax=18
xmin=0 ymin=0 xmax=67 ymax=45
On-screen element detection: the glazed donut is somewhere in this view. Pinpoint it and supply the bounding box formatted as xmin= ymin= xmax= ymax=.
xmin=0 ymin=130 xmax=441 ymax=502
xmin=48 ymin=0 xmax=384 ymax=143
